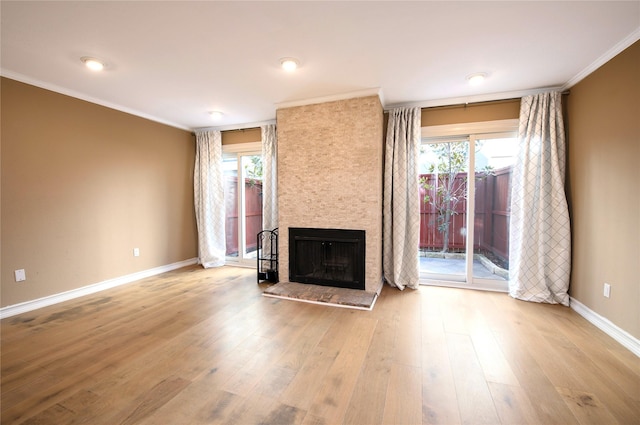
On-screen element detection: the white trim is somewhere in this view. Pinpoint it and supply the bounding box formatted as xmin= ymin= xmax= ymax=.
xmin=570 ymin=296 xmax=640 ymax=358
xmin=262 ymin=292 xmax=378 ymax=311
xmin=222 ymin=261 xmax=255 ymax=269
xmin=466 ymin=136 xmax=477 ymax=281
xmin=0 ymin=258 xmax=198 ymax=319
xmin=0 ymin=69 xmax=191 ymax=131
xmin=387 ymin=87 xmax=561 ymax=111
xmin=422 ymin=119 xmax=519 ymax=138
xmin=275 ymin=87 xmax=383 ymax=110
xmin=420 ymin=279 xmax=508 ymax=293
xmin=562 ymin=26 xmax=640 ymax=90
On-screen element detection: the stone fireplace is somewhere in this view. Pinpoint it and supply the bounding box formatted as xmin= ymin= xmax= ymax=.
xmin=276 ymin=93 xmax=384 ymax=294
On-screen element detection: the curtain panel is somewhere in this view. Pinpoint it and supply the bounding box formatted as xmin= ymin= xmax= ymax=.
xmin=194 ymin=130 xmax=226 ymax=268
xmin=509 ymin=91 xmax=571 ymax=305
xmin=383 ymin=107 xmax=421 ymax=290
xmin=261 ymin=124 xmax=278 ymax=231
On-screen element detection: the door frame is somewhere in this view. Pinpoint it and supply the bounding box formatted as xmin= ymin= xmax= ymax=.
xmin=420 ymin=120 xmax=518 ymax=291
xmin=222 ymin=141 xmax=262 ymax=267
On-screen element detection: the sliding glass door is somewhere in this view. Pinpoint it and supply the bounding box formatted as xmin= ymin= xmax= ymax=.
xmin=419 ymin=139 xmax=470 ymax=282
xmin=471 ymin=136 xmax=517 ymax=283
xmin=419 ymin=122 xmax=517 ymax=290
xmin=223 ymin=146 xmax=263 ymax=266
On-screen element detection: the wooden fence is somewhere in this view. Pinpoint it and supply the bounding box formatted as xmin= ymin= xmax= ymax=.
xmin=224 ymin=177 xmax=263 ymax=256
xmin=419 ymin=166 xmax=511 ymax=262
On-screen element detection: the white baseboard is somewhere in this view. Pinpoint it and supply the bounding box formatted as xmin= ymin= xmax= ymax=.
xmin=570 ymin=296 xmax=640 ymax=358
xmin=0 ymin=258 xmax=198 ymax=320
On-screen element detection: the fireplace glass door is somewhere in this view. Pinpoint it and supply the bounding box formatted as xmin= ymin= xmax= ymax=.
xmin=289 ymin=228 xmax=365 ymax=290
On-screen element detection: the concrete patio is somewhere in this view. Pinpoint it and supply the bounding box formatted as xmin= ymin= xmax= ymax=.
xmin=419 ymin=255 xmax=508 ymax=281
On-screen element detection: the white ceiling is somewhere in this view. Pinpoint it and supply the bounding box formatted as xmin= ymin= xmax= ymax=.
xmin=2 ymin=1 xmax=639 ymax=131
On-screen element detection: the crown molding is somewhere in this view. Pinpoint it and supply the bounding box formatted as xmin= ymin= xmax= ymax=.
xmin=562 ymin=26 xmax=640 ymax=90
xmin=1 ymin=69 xmax=191 ymax=131
xmin=275 ymin=87 xmax=384 ymax=110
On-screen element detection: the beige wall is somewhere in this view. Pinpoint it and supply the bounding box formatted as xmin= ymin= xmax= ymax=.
xmin=277 ymin=95 xmax=384 ymax=293
xmin=421 ymin=99 xmax=520 ymax=126
xmin=1 ymin=78 xmax=197 ymax=307
xmin=222 ymin=127 xmax=261 ymax=145
xmin=566 ymin=41 xmax=640 ymax=339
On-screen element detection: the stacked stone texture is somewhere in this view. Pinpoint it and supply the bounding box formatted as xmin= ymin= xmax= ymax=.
xmin=276 ymin=95 xmax=384 ymax=293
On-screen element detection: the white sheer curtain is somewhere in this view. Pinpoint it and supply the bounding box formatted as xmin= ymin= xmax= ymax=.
xmin=509 ymin=91 xmax=571 ymax=305
xmin=261 ymin=124 xmax=278 ymax=231
xmin=194 ymin=130 xmax=226 ymax=268
xmin=383 ymin=107 xmax=421 ymax=290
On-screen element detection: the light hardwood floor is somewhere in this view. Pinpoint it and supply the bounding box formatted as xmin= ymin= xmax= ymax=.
xmin=1 ymin=265 xmax=638 ymax=424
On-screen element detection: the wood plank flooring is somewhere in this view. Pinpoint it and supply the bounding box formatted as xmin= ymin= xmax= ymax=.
xmin=1 ymin=265 xmax=638 ymax=424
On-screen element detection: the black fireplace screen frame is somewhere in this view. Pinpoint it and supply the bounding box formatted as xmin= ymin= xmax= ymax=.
xmin=289 ymin=227 xmax=365 ymax=290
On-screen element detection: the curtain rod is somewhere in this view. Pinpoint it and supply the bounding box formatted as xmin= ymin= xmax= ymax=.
xmin=428 ymin=97 xmax=520 ymax=111
xmin=223 ymin=127 xmax=259 ymax=133
xmin=384 ymin=86 xmax=569 ymax=112
xmin=432 ymin=91 xmax=570 ymax=110
xmin=384 ymin=90 xmax=571 ymax=114
xmin=194 ymin=119 xmax=276 ymax=133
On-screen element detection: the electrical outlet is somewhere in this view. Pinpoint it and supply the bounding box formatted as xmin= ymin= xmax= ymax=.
xmin=603 ymin=283 xmax=611 ymax=298
xmin=14 ymin=269 xmax=26 ymax=282
xmin=133 ymin=248 xmax=140 ymax=257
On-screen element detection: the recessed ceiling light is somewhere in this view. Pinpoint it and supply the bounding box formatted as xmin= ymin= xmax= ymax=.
xmin=280 ymin=58 xmax=299 ymax=72
xmin=81 ymin=56 xmax=105 ymax=71
xmin=209 ymin=111 xmax=224 ymax=120
xmin=467 ymin=73 xmax=487 ymax=86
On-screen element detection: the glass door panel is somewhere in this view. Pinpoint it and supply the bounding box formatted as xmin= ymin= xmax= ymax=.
xmin=241 ymin=155 xmax=263 ymax=259
xmin=471 ymin=137 xmax=517 ymax=282
xmin=419 ymin=140 xmax=469 ymax=282
xmin=223 ymin=150 xmax=263 ymax=266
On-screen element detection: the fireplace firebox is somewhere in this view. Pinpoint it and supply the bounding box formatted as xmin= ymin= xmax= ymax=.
xmin=289 ymin=227 xmax=365 ymax=290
